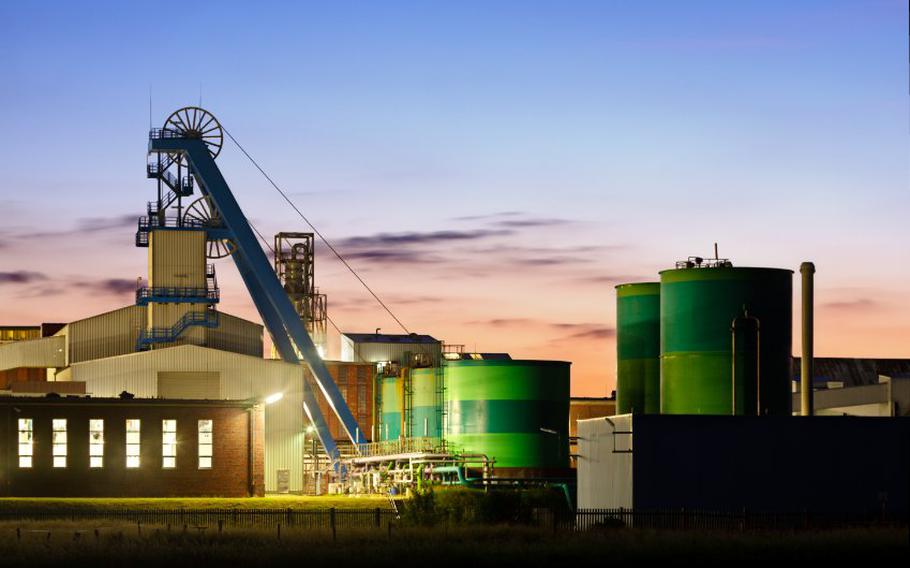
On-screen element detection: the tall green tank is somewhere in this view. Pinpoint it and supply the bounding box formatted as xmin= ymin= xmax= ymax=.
xmin=615 ymin=282 xmax=661 ymax=414
xmin=660 ymin=266 xmax=793 ymax=415
xmin=410 ymin=367 xmax=441 ymax=438
xmin=379 ymin=374 xmax=403 ymax=441
xmin=445 ymin=360 xmax=570 ymax=471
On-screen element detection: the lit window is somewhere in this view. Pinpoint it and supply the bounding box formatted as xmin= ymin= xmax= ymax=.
xmin=198 ymin=419 xmax=212 ymax=469
xmin=18 ymin=418 xmax=33 ymax=468
xmin=126 ymin=419 xmax=141 ymax=468
xmin=89 ymin=419 xmax=104 ymax=468
xmin=52 ymin=419 xmax=67 ymax=468
xmin=162 ymin=419 xmax=177 ymax=469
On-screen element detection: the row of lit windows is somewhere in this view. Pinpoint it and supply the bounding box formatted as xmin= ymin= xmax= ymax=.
xmin=17 ymin=418 xmax=213 ymax=469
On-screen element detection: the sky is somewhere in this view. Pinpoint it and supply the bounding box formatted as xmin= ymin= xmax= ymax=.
xmin=0 ymin=0 xmax=907 ymax=396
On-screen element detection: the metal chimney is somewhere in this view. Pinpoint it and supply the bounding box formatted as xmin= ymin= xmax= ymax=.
xmin=799 ymin=262 xmax=815 ymax=416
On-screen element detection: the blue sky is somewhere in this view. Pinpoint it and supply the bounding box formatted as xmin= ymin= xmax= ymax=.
xmin=1 ymin=1 xmax=907 ymax=395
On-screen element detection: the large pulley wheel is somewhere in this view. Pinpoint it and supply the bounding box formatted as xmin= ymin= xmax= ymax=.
xmin=165 ymin=107 xmax=224 ymax=159
xmin=184 ymin=196 xmax=236 ymax=259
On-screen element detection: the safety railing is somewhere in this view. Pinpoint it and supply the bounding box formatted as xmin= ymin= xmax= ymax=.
xmin=135 ymin=287 xmax=219 ymax=306
xmin=136 ymin=310 xmax=220 ymax=350
xmin=149 ymin=127 xmax=184 ymax=140
xmin=137 ymin=216 xmax=208 ymax=231
xmin=357 ymin=437 xmax=445 ymax=458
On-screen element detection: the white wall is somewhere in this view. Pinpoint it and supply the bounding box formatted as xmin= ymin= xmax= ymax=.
xmin=577 ymin=414 xmax=634 ymax=510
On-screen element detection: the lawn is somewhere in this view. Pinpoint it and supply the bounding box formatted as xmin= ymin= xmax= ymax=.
xmin=0 ymin=494 xmax=394 ymax=512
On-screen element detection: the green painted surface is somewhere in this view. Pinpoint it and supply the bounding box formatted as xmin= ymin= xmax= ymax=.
xmin=615 ymin=282 xmax=660 ymax=414
xmin=445 ymin=360 xmax=570 ymax=469
xmin=410 ymin=367 xmax=440 ymax=437
xmin=380 ymin=375 xmax=402 ymax=440
xmin=659 ymin=267 xmax=792 ymax=416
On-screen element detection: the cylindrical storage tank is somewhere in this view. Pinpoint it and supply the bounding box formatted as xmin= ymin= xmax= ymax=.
xmin=410 ymin=367 xmax=440 ymax=438
xmin=379 ymin=374 xmax=403 ymax=441
xmin=660 ymin=267 xmax=793 ymax=415
xmin=615 ymin=282 xmax=661 ymax=414
xmin=445 ymin=360 xmax=570 ymax=475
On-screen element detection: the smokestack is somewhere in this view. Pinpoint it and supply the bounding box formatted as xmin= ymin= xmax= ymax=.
xmin=800 ymin=262 xmax=815 ymax=416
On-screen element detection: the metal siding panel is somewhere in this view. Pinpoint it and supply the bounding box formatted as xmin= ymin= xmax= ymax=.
xmin=68 ymin=306 xmax=145 ymax=364
xmin=0 ymin=336 xmax=66 ymax=371
xmin=149 ymin=230 xmax=206 ymax=288
xmin=71 ymin=345 xmax=305 ymax=492
xmin=158 ymin=371 xmax=220 ymax=398
xmin=205 ymin=312 xmax=263 ymax=357
xmin=577 ymin=415 xmax=633 ymax=509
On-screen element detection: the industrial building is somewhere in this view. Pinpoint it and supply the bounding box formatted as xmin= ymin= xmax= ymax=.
xmin=0 ymin=107 xmax=574 ymax=497
xmin=0 ymin=397 xmax=264 ymax=497
xmin=568 ymin=396 xmax=616 ymax=466
xmin=4 ymin=106 xmax=906 ymax=509
xmin=578 ymin=256 xmax=910 ymax=515
xmin=577 ymin=414 xmax=909 ymax=514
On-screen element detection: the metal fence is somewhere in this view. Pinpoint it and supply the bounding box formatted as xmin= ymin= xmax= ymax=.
xmin=568 ymin=508 xmax=906 ymax=531
xmin=0 ymin=507 xmax=902 ymax=532
xmin=0 ymin=508 xmax=396 ymax=530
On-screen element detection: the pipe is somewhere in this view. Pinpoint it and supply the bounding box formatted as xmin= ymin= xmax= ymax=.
xmin=731 ymin=308 xmax=760 ymax=415
xmin=800 ymin=262 xmax=815 ymax=416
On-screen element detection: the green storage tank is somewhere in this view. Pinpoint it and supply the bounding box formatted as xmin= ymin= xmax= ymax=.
xmin=410 ymin=367 xmax=441 ymax=438
xmin=379 ymin=374 xmax=403 ymax=441
xmin=615 ymin=282 xmax=661 ymax=414
xmin=445 ymin=360 xmax=570 ymax=472
xmin=660 ymin=266 xmax=793 ymax=416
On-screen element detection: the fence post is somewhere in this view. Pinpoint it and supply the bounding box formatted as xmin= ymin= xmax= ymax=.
xmin=286 ymin=507 xmax=292 ymax=527
xmin=277 ymin=523 xmax=281 ymax=541
xmin=374 ymin=507 xmax=381 ymax=529
xmin=218 ymin=520 xmax=223 ymax=535
xmin=330 ymin=507 xmax=337 ymax=542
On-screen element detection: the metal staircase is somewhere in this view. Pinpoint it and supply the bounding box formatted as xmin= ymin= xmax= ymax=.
xmin=147 ymin=158 xmax=194 ymax=196
xmin=136 ymin=307 xmax=219 ymax=351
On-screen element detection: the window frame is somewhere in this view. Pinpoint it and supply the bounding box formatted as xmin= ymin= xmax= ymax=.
xmin=17 ymin=418 xmax=33 ymax=468
xmin=89 ymin=419 xmax=104 ymax=469
xmin=52 ymin=418 xmax=67 ymax=468
xmin=125 ymin=418 xmax=141 ymax=469
xmin=162 ymin=419 xmax=177 ymax=469
xmin=198 ymin=419 xmax=213 ymax=469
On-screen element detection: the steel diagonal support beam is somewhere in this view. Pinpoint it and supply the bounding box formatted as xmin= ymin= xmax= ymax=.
xmin=149 ymin=137 xmax=363 ymax=455
xmin=233 ymin=249 xmax=341 ymax=464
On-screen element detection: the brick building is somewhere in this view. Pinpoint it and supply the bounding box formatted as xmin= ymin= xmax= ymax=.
xmin=315 ymin=361 xmax=375 ymax=441
xmin=0 ymin=397 xmax=264 ymax=497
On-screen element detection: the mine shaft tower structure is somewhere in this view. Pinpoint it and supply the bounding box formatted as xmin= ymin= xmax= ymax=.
xmin=142 ymin=106 xmax=360 ymax=466
xmin=274 ymin=233 xmax=328 ymax=357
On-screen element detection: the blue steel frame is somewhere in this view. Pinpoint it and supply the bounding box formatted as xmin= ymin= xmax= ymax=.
xmin=149 ymin=133 xmax=361 ymax=466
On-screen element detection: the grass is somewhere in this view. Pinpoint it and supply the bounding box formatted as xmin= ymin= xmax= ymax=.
xmin=0 ymin=521 xmax=905 ymax=567
xmin=0 ymin=495 xmax=394 ymax=512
